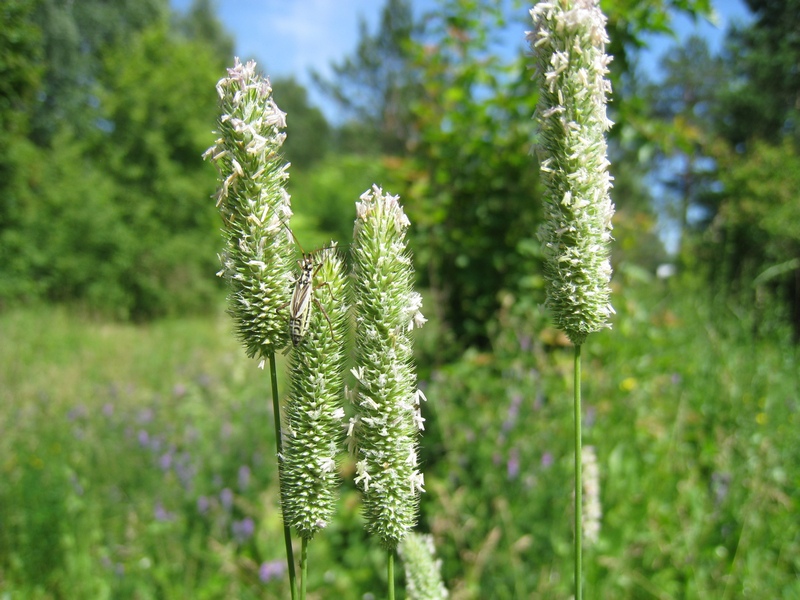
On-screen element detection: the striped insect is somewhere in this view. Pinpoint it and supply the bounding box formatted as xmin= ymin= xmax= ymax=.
xmin=287 ymin=244 xmax=337 ymax=347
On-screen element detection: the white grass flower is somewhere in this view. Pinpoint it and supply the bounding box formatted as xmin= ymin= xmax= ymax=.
xmin=278 ymin=247 xmax=349 ymax=540
xmin=582 ymin=445 xmax=602 ymax=546
xmin=350 ymin=185 xmax=426 ymax=549
xmin=529 ymin=0 xmax=615 ymax=345
xmin=398 ymin=532 xmax=449 ymax=600
xmin=204 ymin=57 xmax=294 ymax=356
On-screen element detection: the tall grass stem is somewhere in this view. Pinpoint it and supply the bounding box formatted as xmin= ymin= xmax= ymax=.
xmin=388 ymin=549 xmax=395 ymax=600
xmin=301 ymin=538 xmax=308 ymax=600
xmin=279 ymin=248 xmax=348 ymax=541
xmin=574 ymin=343 xmax=583 ymax=600
xmin=268 ymin=351 xmax=298 ymax=600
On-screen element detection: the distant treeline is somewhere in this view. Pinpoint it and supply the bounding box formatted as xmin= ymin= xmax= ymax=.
xmin=0 ymin=0 xmax=232 ymax=318
xmin=1 ymin=0 xmax=797 ymax=341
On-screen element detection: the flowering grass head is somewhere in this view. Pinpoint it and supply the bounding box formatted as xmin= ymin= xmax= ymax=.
xmin=279 ymin=245 xmax=349 ymax=540
xmin=349 ymin=185 xmax=427 ymax=550
xmin=399 ymin=532 xmax=449 ymax=600
xmin=203 ymin=57 xmax=294 ymax=357
xmin=581 ymin=445 xmax=602 ymax=547
xmin=529 ymin=0 xmax=615 ymax=345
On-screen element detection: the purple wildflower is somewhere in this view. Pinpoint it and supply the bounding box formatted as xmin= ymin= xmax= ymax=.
xmin=259 ymin=560 xmax=286 ymax=584
xmin=175 ymin=453 xmax=196 ymax=491
xmin=507 ymin=447 xmax=520 ymax=480
xmin=712 ymin=472 xmax=731 ymax=506
xmin=159 ymin=450 xmax=173 ymax=471
xmin=148 ymin=435 xmax=163 ymax=453
xmin=238 ymin=465 xmax=251 ymax=491
xmin=232 ymin=517 xmax=255 ymax=543
xmin=67 ymin=404 xmax=87 ymax=421
xmin=220 ymin=487 xmax=234 ymax=510
xmin=502 ymin=393 xmax=523 ymax=435
xmin=137 ymin=430 xmax=149 ymax=447
xmin=138 ymin=408 xmax=154 ymax=424
xmin=518 ymin=333 xmax=532 ymax=352
xmin=154 ymin=502 xmax=175 ymax=522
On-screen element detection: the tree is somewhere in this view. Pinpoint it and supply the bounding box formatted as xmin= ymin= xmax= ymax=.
xmin=0 ymin=0 xmax=44 ymax=134
xmin=272 ymin=77 xmax=331 ymax=169
xmin=717 ymin=0 xmax=800 ymax=147
xmin=0 ymin=0 xmax=45 ymax=263
xmin=28 ymin=0 xmax=168 ymax=146
xmin=311 ymin=0 xmax=715 ymax=348
xmin=693 ymin=0 xmax=800 ymax=338
xmin=312 ymin=0 xmax=420 ymax=155
xmin=702 ymin=140 xmax=800 ymax=338
xmin=642 ymin=35 xmax=726 ymax=251
xmin=173 ymin=0 xmax=234 ymax=67
xmin=404 ymin=1 xmax=541 ymax=347
xmin=92 ymin=23 xmax=222 ymax=318
xmin=0 ymin=5 xmax=229 ymax=318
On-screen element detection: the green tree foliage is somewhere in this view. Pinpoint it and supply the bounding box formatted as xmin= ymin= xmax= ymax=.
xmin=173 ymin=0 xmax=234 ymax=64
xmin=0 ymin=0 xmax=44 ymax=134
xmin=671 ymin=0 xmax=800 ymax=338
xmin=289 ymin=154 xmax=394 ymax=250
xmin=28 ymin=0 xmax=168 ymax=146
xmin=312 ymin=0 xmax=420 ymax=155
xmin=272 ymin=77 xmax=331 ymax=169
xmin=90 ymin=24 xmax=222 ymax=318
xmin=0 ymin=5 xmax=227 ymax=319
xmin=641 ymin=35 xmax=725 ymax=251
xmin=405 ymin=2 xmax=541 ymax=347
xmin=717 ymin=0 xmax=800 ymax=146
xmin=699 ymin=140 xmax=800 ymax=339
xmin=0 ymin=0 xmax=45 ymax=267
xmin=0 ymin=132 xmax=121 ymax=306
xmin=310 ymin=0 xmax=713 ymax=348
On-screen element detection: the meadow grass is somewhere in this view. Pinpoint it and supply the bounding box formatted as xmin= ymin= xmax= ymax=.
xmin=1 ymin=274 xmax=798 ymax=598
xmin=421 ymin=274 xmax=799 ymax=598
xmin=0 ymin=306 xmax=295 ymax=598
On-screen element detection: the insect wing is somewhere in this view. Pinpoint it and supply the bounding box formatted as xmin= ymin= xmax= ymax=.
xmin=290 ymin=260 xmax=314 ymax=346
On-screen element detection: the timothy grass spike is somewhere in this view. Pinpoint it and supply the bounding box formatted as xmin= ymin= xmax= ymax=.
xmin=349 ymin=185 xmax=427 ymax=550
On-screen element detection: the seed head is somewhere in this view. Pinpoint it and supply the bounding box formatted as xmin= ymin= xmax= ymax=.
xmin=399 ymin=533 xmax=449 ymax=600
xmin=529 ymin=0 xmax=615 ymax=344
xmin=204 ymin=57 xmax=294 ymax=357
xmin=582 ymin=445 xmax=602 ymax=546
xmin=349 ymin=185 xmax=426 ymax=549
xmin=279 ymin=246 xmax=349 ymax=540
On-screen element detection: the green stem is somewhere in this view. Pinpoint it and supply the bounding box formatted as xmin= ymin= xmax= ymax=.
xmin=574 ymin=343 xmax=583 ymax=600
xmin=387 ymin=549 xmax=395 ymax=600
xmin=268 ymin=351 xmax=298 ymax=600
xmin=300 ymin=537 xmax=308 ymax=600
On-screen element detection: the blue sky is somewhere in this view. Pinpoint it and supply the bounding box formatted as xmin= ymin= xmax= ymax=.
xmin=171 ymin=0 xmax=390 ymax=117
xmin=172 ymin=0 xmax=753 ymax=121
xmin=642 ymin=0 xmax=752 ymax=74
xmin=171 ymin=1 xmax=754 ymax=254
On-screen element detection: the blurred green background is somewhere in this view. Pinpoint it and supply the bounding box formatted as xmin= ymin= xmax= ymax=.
xmin=1 ymin=0 xmax=798 ymax=597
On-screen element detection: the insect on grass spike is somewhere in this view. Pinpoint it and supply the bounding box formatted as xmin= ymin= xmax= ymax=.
xmin=289 ymin=253 xmax=316 ymax=346
xmin=288 ymin=248 xmax=337 ymax=347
